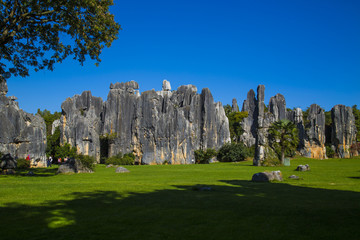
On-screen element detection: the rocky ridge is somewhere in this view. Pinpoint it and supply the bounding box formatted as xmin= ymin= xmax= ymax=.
xmin=59 ymin=80 xmax=231 ymax=164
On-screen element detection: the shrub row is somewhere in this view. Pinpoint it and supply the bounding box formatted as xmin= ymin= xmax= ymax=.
xmin=194 ymin=143 xmax=253 ymax=164
xmin=105 ymin=152 xmax=136 ymax=165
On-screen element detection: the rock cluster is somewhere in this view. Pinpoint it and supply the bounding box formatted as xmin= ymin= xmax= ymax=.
xmin=59 ymin=80 xmax=230 ymax=164
xmin=0 ymin=78 xmax=47 ymax=166
xmin=239 ymin=85 xmax=357 ymax=162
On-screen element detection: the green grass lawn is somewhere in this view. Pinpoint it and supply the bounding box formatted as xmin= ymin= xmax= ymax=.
xmin=1 ymin=157 xmax=360 ymax=240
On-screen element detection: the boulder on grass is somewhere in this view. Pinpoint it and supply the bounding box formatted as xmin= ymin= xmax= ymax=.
xmin=252 ymin=171 xmax=283 ymax=182
xmin=115 ymin=167 xmax=130 ymax=173
xmin=57 ymin=158 xmax=94 ymax=174
xmin=296 ymin=164 xmax=310 ymax=172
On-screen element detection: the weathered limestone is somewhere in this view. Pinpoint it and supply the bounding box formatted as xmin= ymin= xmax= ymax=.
xmin=156 ymin=79 xmax=173 ymax=98
xmin=269 ymin=94 xmax=286 ymax=121
xmin=331 ymin=105 xmax=357 ymax=158
xmin=60 ymin=81 xmax=230 ymax=164
xmin=243 ymin=85 xmax=329 ymax=162
xmin=302 ymin=104 xmax=326 ymax=159
xmin=254 ymin=85 xmax=267 ymax=166
xmin=240 ymin=89 xmax=257 ymax=147
xmin=59 ymin=91 xmax=103 ymax=161
xmin=231 ymin=98 xmax=239 ymax=112
xmin=0 ymin=78 xmax=47 ymax=166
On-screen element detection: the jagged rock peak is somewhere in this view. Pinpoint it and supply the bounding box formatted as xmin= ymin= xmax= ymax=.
xmin=110 ymin=80 xmax=139 ymax=90
xmin=231 ymin=98 xmax=239 ymax=112
xmin=162 ymin=79 xmax=171 ymax=91
xmin=269 ymin=93 xmax=286 ymax=121
xmin=242 ymin=89 xmax=256 ymax=115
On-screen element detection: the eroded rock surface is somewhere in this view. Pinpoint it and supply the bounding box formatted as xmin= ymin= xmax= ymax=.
xmin=331 ymin=105 xmax=357 ymax=158
xmin=302 ymin=104 xmax=326 ymax=159
xmin=0 ymin=78 xmax=46 ymax=166
xmin=60 ymin=91 xmax=103 ymax=161
xmin=60 ymin=81 xmax=230 ymax=164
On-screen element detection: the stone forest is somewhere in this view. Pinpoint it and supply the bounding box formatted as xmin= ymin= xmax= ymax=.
xmin=0 ymin=78 xmax=358 ymax=167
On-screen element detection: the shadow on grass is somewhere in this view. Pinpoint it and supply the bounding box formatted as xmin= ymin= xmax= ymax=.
xmin=14 ymin=167 xmax=58 ymax=177
xmin=348 ymin=177 xmax=360 ymax=180
xmin=1 ymin=181 xmax=359 ymax=240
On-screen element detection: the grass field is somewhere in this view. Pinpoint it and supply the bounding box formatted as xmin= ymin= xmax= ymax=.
xmin=1 ymin=157 xmax=360 ymax=240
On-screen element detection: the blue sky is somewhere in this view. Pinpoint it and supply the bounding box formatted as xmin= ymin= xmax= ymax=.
xmin=7 ymin=0 xmax=360 ymax=113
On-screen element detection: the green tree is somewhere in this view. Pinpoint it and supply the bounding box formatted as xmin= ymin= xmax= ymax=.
xmin=223 ymin=104 xmax=232 ymax=117
xmin=268 ymin=120 xmax=299 ymax=165
xmin=0 ymin=0 xmax=120 ymax=79
xmin=37 ymin=109 xmax=61 ymax=136
xmin=227 ymin=111 xmax=248 ymax=143
xmin=54 ymin=143 xmax=77 ymax=159
xmin=352 ymin=105 xmax=360 ymax=142
xmin=46 ymin=127 xmax=60 ymax=157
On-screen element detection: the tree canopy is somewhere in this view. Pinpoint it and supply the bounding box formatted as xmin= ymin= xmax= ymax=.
xmin=0 ymin=0 xmax=120 ymax=79
xmin=268 ymin=120 xmax=299 ymax=164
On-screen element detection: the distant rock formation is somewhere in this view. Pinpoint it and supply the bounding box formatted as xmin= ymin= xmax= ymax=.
xmin=240 ymin=85 xmax=357 ymax=161
xmin=249 ymin=85 xmax=328 ymax=165
xmin=231 ymin=98 xmax=239 ymax=112
xmin=59 ymin=80 xmax=230 ymax=164
xmin=0 ymin=78 xmax=47 ymax=166
xmin=331 ymin=105 xmax=357 ymax=158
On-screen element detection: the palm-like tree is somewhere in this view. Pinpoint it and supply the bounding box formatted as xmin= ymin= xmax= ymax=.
xmin=268 ymin=120 xmax=299 ymax=164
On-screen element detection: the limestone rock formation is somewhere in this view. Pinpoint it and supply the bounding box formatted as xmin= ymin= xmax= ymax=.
xmin=302 ymin=104 xmax=326 ymax=159
xmin=253 ymin=85 xmax=280 ymax=166
xmin=0 ymin=79 xmax=47 ymax=166
xmin=60 ymin=81 xmax=230 ymax=164
xmin=231 ymin=98 xmax=239 ymax=112
xmin=59 ymin=91 xmax=103 ymax=161
xmin=331 ymin=105 xmax=357 ymax=158
xmin=240 ymin=89 xmax=257 ymax=147
xmin=269 ymin=94 xmax=286 ymax=121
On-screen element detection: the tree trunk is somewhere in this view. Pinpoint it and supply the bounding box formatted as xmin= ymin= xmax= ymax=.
xmin=281 ymin=150 xmax=285 ymax=165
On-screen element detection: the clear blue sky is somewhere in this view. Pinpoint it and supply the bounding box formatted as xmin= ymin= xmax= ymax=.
xmin=7 ymin=0 xmax=360 ymax=113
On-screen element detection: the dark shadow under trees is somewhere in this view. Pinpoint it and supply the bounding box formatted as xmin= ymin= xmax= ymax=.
xmin=1 ymin=181 xmax=359 ymax=240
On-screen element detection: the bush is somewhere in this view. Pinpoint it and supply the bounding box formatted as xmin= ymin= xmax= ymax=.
xmin=17 ymin=158 xmax=30 ymax=169
xmin=55 ymin=143 xmax=77 ymax=159
xmin=217 ymin=143 xmax=250 ymax=162
xmin=326 ymin=145 xmax=335 ymax=158
xmin=77 ymin=155 xmax=96 ymax=171
xmin=194 ymin=148 xmax=217 ymax=164
xmin=105 ymin=152 xmax=135 ymax=165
